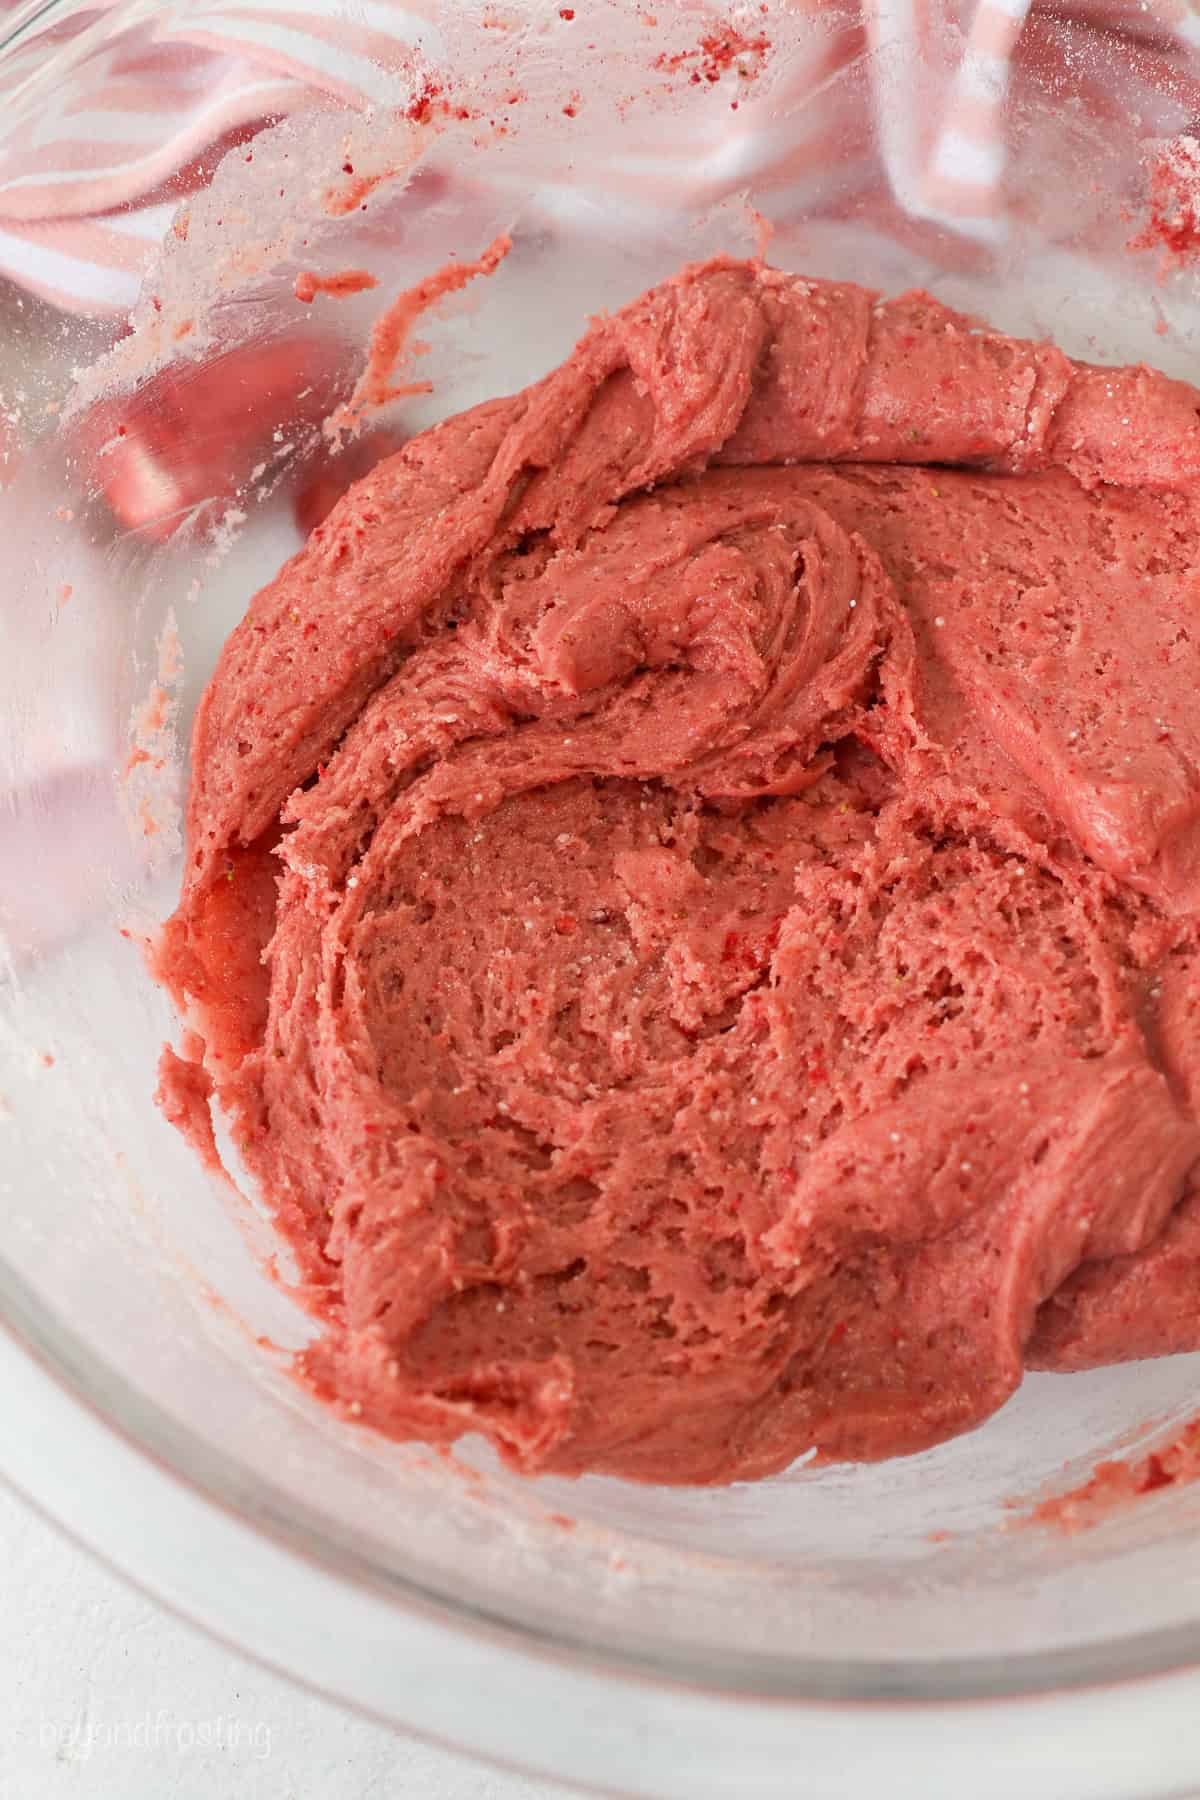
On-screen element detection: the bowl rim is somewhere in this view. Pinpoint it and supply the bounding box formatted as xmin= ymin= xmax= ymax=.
xmin=4 ymin=1281 xmax=1200 ymax=1799
xmin=8 ymin=1251 xmax=1200 ymax=1704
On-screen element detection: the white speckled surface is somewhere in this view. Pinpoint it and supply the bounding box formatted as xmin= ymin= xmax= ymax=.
xmin=0 ymin=1482 xmax=574 ymax=1800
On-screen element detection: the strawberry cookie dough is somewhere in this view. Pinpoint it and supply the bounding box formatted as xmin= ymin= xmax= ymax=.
xmin=157 ymin=257 xmax=1200 ymax=1484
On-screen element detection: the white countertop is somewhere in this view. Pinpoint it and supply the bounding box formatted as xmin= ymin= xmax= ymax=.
xmin=0 ymin=1481 xmax=574 ymax=1800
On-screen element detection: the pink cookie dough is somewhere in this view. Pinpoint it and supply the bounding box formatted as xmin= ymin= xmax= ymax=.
xmin=156 ymin=257 xmax=1200 ymax=1484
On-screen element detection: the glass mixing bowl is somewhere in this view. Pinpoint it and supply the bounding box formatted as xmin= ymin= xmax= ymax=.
xmin=3 ymin=3 xmax=1200 ymax=1794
